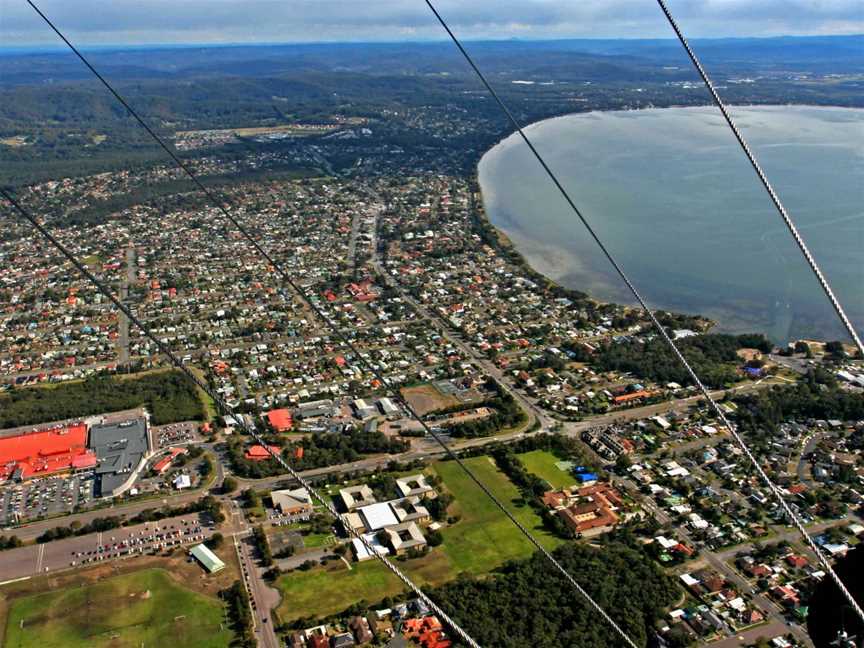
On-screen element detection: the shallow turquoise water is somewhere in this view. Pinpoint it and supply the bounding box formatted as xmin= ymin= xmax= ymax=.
xmin=478 ymin=105 xmax=864 ymax=343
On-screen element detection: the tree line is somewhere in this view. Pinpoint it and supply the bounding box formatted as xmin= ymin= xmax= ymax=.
xmin=427 ymin=542 xmax=679 ymax=647
xmin=0 ymin=370 xmax=205 ymax=428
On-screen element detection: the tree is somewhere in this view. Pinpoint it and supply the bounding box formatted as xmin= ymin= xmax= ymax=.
xmin=426 ymin=529 xmax=443 ymax=547
xmin=205 ymin=532 xmax=224 ymax=550
xmin=615 ymin=454 xmax=632 ymax=472
xmin=825 ymin=340 xmax=846 ymax=358
xmin=222 ymin=476 xmax=238 ymax=494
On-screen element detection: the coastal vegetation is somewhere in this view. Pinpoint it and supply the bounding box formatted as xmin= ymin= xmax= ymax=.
xmin=734 ymin=369 xmax=864 ymax=437
xmin=592 ymin=333 xmax=772 ymax=388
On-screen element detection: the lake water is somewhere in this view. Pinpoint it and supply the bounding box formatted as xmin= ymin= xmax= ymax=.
xmin=478 ymin=105 xmax=863 ymax=343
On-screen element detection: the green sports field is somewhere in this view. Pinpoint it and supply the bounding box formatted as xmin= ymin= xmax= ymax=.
xmin=433 ymin=455 xmax=563 ymax=573
xmin=277 ymin=456 xmax=564 ymax=621
xmin=3 ymin=568 xmax=230 ymax=648
xmin=516 ymin=449 xmax=577 ymax=489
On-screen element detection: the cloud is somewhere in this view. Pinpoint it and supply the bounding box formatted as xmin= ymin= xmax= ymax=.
xmin=2 ymin=0 xmax=862 ymax=47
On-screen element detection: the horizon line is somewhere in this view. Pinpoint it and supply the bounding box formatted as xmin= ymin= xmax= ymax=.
xmin=1 ymin=32 xmax=862 ymax=55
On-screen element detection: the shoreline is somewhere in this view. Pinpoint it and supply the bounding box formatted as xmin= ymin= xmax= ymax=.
xmin=471 ymin=103 xmax=864 ymax=344
xmin=468 ymin=175 xmax=713 ymax=334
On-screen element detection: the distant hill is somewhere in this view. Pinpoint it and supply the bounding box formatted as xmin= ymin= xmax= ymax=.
xmin=1 ymin=35 xmax=861 ymax=85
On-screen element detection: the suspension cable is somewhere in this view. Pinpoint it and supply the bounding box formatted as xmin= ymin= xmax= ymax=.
xmin=653 ymin=0 xmax=863 ymax=356
xmin=22 ymin=2 xmax=639 ymax=644
xmin=424 ymin=0 xmax=864 ymax=624
xmin=0 ymin=186 xmax=482 ymax=648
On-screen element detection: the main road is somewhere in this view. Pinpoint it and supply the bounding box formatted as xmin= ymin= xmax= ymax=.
xmin=227 ymin=498 xmax=280 ymax=648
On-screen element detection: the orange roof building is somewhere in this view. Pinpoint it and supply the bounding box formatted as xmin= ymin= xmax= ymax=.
xmin=244 ymin=444 xmax=282 ymax=461
xmin=0 ymin=423 xmax=96 ymax=481
xmin=265 ymin=408 xmax=293 ymax=432
xmin=612 ymin=390 xmax=655 ymax=405
xmin=544 ymin=482 xmax=623 ymax=535
xmin=152 ymin=447 xmax=188 ymax=474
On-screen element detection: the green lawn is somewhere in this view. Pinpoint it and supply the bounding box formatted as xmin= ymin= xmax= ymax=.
xmin=277 ymin=547 xmax=457 ymax=622
xmin=433 ymin=456 xmax=563 ymax=573
xmin=4 ymin=569 xmax=230 ymax=648
xmin=516 ymin=449 xmax=577 ymax=489
xmin=301 ymin=531 xmax=335 ymax=548
xmin=277 ymin=561 xmax=405 ymax=622
xmin=276 ymin=456 xmax=563 ymax=622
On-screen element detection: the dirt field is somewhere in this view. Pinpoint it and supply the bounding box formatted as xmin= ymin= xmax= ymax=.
xmin=400 ymin=384 xmax=459 ymax=416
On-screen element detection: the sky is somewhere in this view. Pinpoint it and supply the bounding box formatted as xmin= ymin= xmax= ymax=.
xmin=1 ymin=0 xmax=862 ymax=48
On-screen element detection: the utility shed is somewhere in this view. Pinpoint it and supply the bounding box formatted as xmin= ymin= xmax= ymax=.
xmin=190 ymin=543 xmax=225 ymax=573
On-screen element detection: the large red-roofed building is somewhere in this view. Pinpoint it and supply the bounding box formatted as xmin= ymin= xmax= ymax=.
xmin=266 ymin=408 xmax=293 ymax=432
xmin=245 ymin=444 xmax=282 ymax=461
xmin=0 ymin=423 xmax=96 ymax=481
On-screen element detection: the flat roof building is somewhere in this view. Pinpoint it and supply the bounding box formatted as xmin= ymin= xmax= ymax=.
xmin=0 ymin=423 xmax=96 ymax=481
xmin=190 ymin=543 xmax=225 ymax=573
xmin=358 ymin=502 xmax=399 ymax=531
xmin=351 ymin=532 xmax=389 ymax=562
xmin=90 ymin=418 xmax=150 ymax=497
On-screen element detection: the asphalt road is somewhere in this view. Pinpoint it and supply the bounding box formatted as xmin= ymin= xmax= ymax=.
xmin=117 ymin=244 xmax=136 ymax=366
xmin=707 ymin=620 xmax=801 ymax=648
xmin=229 ymin=500 xmax=280 ymax=648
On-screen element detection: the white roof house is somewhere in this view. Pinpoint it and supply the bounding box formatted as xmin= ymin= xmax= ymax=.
xmin=679 ymin=573 xmax=699 ymax=587
xmin=651 ymin=416 xmax=671 ymax=430
xmin=688 ymin=513 xmax=709 ymax=530
xmin=377 ymin=397 xmax=400 ymax=415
